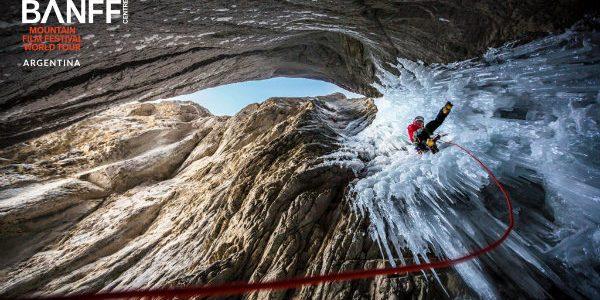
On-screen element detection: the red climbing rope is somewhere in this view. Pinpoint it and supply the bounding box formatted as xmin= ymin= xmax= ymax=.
xmin=39 ymin=141 xmax=514 ymax=300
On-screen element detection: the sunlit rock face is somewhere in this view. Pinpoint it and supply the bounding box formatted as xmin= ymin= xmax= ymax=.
xmin=2 ymin=95 xmax=470 ymax=298
xmin=1 ymin=1 xmax=599 ymax=299
xmin=0 ymin=0 xmax=593 ymax=145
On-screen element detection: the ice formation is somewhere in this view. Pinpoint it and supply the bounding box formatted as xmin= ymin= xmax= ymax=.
xmin=327 ymin=25 xmax=600 ymax=298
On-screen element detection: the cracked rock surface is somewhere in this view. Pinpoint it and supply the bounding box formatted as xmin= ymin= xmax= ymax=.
xmin=0 ymin=95 xmax=469 ymax=298
xmin=1 ymin=0 xmax=594 ymax=146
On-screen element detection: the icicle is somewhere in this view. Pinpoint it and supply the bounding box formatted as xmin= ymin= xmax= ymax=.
xmin=328 ymin=27 xmax=600 ymax=298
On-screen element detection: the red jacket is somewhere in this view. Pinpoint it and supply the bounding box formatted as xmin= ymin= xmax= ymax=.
xmin=407 ymin=121 xmax=423 ymax=142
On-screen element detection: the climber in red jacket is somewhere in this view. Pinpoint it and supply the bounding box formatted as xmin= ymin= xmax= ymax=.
xmin=407 ymin=101 xmax=453 ymax=154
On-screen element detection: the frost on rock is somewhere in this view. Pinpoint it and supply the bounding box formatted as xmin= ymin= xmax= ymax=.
xmin=326 ymin=27 xmax=600 ymax=298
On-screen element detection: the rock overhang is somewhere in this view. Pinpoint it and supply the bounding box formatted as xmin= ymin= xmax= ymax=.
xmin=0 ymin=0 xmax=596 ymax=146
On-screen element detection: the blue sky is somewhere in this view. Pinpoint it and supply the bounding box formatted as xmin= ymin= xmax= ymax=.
xmin=169 ymin=77 xmax=364 ymax=115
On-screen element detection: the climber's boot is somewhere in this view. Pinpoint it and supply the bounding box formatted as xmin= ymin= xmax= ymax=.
xmin=426 ymin=138 xmax=439 ymax=153
xmin=426 ymin=138 xmax=436 ymax=148
xmin=442 ymin=101 xmax=453 ymax=115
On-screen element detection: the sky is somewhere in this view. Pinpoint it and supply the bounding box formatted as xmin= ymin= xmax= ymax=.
xmin=168 ymin=77 xmax=364 ymax=115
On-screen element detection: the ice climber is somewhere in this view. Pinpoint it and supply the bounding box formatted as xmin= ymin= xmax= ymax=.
xmin=407 ymin=101 xmax=453 ymax=154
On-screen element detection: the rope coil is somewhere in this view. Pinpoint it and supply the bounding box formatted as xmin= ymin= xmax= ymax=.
xmin=38 ymin=141 xmax=513 ymax=300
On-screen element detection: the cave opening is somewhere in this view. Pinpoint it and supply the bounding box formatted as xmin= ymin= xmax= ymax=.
xmin=1 ymin=0 xmax=599 ymax=298
xmin=162 ymin=77 xmax=364 ymax=116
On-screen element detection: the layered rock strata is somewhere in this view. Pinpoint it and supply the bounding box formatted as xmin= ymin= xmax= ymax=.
xmin=0 ymin=94 xmax=471 ymax=298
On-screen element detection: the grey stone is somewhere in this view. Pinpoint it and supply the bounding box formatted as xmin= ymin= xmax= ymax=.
xmin=0 ymin=0 xmax=594 ymax=146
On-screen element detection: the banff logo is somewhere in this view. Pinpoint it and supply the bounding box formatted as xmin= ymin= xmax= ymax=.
xmin=22 ymin=0 xmax=129 ymax=24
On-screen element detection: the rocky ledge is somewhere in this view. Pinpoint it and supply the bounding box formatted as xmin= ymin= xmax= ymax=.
xmin=0 ymin=94 xmax=471 ymax=298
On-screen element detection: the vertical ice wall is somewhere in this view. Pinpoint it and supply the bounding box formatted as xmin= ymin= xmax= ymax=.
xmin=327 ymin=23 xmax=600 ymax=298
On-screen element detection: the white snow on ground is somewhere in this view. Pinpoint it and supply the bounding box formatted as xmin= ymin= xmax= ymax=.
xmin=326 ymin=27 xmax=600 ymax=298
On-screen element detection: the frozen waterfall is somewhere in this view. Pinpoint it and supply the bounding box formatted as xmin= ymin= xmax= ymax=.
xmin=327 ymin=22 xmax=600 ymax=298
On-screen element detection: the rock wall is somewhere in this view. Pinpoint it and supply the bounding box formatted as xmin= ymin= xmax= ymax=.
xmin=0 ymin=95 xmax=470 ymax=298
xmin=1 ymin=0 xmax=595 ymax=146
